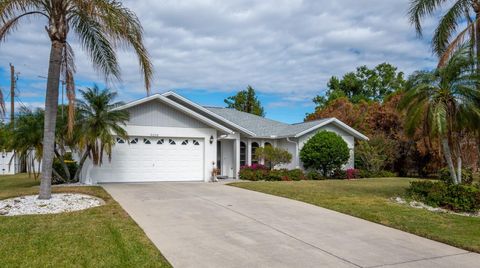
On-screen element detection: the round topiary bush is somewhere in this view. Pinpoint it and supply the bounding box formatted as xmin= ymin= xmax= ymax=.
xmin=300 ymin=131 xmax=350 ymax=177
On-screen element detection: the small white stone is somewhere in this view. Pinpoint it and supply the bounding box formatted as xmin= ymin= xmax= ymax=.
xmin=0 ymin=194 xmax=105 ymax=216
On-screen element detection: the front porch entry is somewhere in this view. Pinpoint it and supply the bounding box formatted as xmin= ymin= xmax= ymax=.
xmin=216 ymin=135 xmax=277 ymax=179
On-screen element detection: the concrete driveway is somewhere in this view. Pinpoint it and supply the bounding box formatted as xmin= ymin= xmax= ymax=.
xmin=103 ymin=182 xmax=480 ymax=268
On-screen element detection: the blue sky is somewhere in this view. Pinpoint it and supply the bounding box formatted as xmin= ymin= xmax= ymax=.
xmin=0 ymin=0 xmax=440 ymax=124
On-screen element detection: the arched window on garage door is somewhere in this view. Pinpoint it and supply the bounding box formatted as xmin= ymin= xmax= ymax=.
xmin=251 ymin=142 xmax=259 ymax=164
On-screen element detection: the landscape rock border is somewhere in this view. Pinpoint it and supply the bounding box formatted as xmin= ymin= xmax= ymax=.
xmin=392 ymin=197 xmax=480 ymax=218
xmin=0 ymin=193 xmax=105 ymax=216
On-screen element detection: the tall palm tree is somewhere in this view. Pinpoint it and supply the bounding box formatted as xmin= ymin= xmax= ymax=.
xmin=400 ymin=48 xmax=480 ymax=184
xmin=409 ymin=0 xmax=480 ymax=68
xmin=0 ymin=0 xmax=152 ymax=199
xmin=74 ymin=85 xmax=129 ymax=181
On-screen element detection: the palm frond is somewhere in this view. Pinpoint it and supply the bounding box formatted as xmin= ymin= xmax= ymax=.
xmin=0 ymin=11 xmax=46 ymax=42
xmin=70 ymin=10 xmax=120 ymax=81
xmin=0 ymin=0 xmax=41 ymax=20
xmin=438 ymin=22 xmax=475 ymax=67
xmin=408 ymin=0 xmax=450 ymax=36
xmin=432 ymin=0 xmax=468 ymax=56
xmin=74 ymin=0 xmax=153 ymax=93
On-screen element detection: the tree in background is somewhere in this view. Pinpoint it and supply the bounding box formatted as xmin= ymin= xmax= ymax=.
xmin=313 ymin=63 xmax=405 ymax=109
xmin=225 ymin=85 xmax=265 ymax=116
xmin=400 ymin=49 xmax=480 ymax=184
xmin=300 ymin=131 xmax=350 ymax=176
xmin=307 ymin=87 xmax=448 ymax=177
xmin=254 ymin=146 xmax=292 ymax=170
xmin=0 ymin=1 xmax=152 ymax=199
xmin=355 ymin=135 xmax=398 ymax=176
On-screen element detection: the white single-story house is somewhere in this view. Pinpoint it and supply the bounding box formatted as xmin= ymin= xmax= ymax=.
xmin=80 ymin=91 xmax=368 ymax=184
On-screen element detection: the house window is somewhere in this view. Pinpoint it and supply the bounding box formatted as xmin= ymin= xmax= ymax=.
xmin=240 ymin=141 xmax=246 ymax=166
xmin=157 ymin=139 xmax=164 ymax=145
xmin=193 ymin=140 xmax=200 ymax=146
xmin=181 ymin=140 xmax=189 ymax=145
xmin=169 ymin=139 xmax=176 ymax=145
xmin=251 ymin=142 xmax=259 ymax=164
xmin=130 ymin=138 xmax=138 ymax=144
xmin=116 ymin=137 xmax=125 ymax=144
xmin=144 ymin=138 xmax=151 ymax=144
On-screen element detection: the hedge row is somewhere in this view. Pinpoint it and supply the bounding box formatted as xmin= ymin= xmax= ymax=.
xmin=239 ymin=165 xmax=366 ymax=181
xmin=407 ymin=181 xmax=480 ymax=212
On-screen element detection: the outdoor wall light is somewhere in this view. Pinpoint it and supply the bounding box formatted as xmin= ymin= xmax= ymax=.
xmin=209 ymin=135 xmax=214 ymax=144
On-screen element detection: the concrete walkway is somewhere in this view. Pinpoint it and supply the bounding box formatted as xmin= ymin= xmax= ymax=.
xmin=103 ymin=182 xmax=480 ymax=268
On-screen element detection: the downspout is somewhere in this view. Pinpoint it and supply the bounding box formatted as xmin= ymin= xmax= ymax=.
xmin=286 ymin=137 xmax=300 ymax=169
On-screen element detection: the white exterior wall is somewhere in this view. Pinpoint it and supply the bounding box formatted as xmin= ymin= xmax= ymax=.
xmin=275 ymin=139 xmax=299 ymax=170
xmin=298 ymin=124 xmax=355 ymax=170
xmin=0 ymin=151 xmax=20 ymax=175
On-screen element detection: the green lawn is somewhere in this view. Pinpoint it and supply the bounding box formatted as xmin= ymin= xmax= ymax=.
xmin=230 ymin=178 xmax=480 ymax=253
xmin=0 ymin=174 xmax=171 ymax=268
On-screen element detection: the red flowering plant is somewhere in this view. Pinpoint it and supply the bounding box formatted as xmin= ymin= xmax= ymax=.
xmin=346 ymin=168 xmax=360 ymax=179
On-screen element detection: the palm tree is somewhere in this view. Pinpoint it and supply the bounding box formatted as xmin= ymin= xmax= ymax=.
xmin=8 ymin=107 xmax=44 ymax=180
xmin=73 ymin=85 xmax=129 ymax=181
xmin=0 ymin=1 xmax=152 ymax=199
xmin=400 ymin=48 xmax=480 ymax=184
xmin=409 ymin=0 xmax=480 ymax=68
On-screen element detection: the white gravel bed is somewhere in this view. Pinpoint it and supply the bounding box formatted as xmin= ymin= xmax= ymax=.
xmin=0 ymin=193 xmax=105 ymax=216
xmin=393 ymin=197 xmax=480 ymax=217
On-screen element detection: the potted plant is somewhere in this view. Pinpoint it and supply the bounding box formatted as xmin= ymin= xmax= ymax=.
xmin=211 ymin=162 xmax=220 ymax=182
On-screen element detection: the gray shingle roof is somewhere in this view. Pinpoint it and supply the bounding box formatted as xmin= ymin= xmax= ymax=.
xmin=205 ymin=107 xmax=331 ymax=137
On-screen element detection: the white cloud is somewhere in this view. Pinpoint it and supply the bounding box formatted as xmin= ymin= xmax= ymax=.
xmin=0 ymin=0 xmax=439 ymax=104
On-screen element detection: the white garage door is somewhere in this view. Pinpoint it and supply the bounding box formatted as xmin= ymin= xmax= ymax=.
xmin=91 ymin=137 xmax=204 ymax=183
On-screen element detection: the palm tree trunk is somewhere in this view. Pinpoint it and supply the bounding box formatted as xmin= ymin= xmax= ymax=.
xmin=54 ymin=147 xmax=71 ymax=181
xmin=441 ymin=138 xmax=458 ymax=184
xmin=457 ymin=155 xmax=462 ymax=184
xmin=476 ymin=11 xmax=480 ymax=73
xmin=38 ymin=41 xmax=63 ymax=199
xmin=73 ymin=150 xmax=90 ymax=182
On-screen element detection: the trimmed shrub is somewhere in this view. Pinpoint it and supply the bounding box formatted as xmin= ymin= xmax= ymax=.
xmin=239 ymin=165 xmax=269 ymax=181
xmin=407 ymin=181 xmax=447 ymax=207
xmin=306 ymin=170 xmax=325 ymax=180
xmin=332 ymin=169 xmax=346 ymax=180
xmin=265 ymin=169 xmax=286 ymax=181
xmin=359 ymin=169 xmax=396 ymax=178
xmin=288 ymin=169 xmax=305 ymax=181
xmin=439 ymin=167 xmax=473 ymax=185
xmin=300 ymin=131 xmax=349 ymax=177
xmin=407 ymin=181 xmax=480 ymax=212
xmin=239 ymin=166 xmax=306 ymax=181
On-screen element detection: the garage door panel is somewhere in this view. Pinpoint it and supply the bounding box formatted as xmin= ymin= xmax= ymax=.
xmin=92 ymin=137 xmax=204 ymax=182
